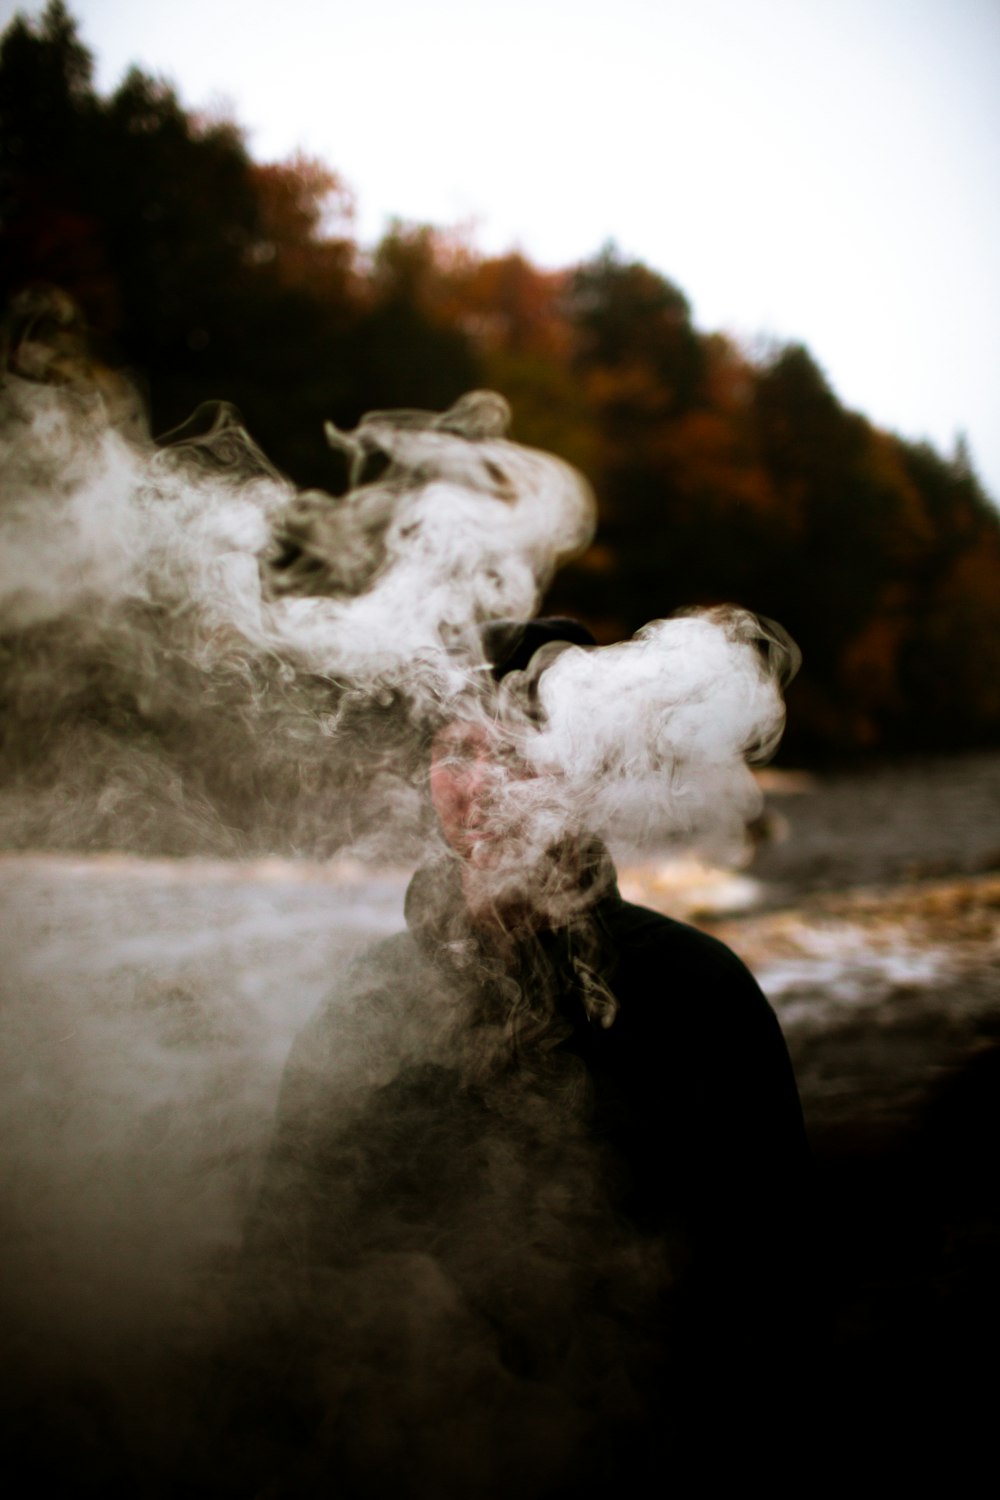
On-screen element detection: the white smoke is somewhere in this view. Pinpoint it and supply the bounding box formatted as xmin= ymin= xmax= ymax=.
xmin=521 ymin=607 xmax=798 ymax=860
xmin=0 ymin=370 xmax=594 ymax=856
xmin=434 ymin=609 xmax=799 ymax=938
xmin=1 ymin=318 xmax=801 ymax=1494
xmin=0 ymin=356 xmax=798 ymax=869
xmin=268 ymin=392 xmax=596 ymax=684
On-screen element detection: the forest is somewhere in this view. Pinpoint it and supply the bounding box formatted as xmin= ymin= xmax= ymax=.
xmin=4 ymin=2 xmax=1000 ymax=759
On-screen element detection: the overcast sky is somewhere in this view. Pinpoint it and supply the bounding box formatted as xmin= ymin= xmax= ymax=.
xmin=6 ymin=0 xmax=999 ymax=501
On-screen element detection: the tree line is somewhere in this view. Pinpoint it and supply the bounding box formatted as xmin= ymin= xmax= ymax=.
xmin=4 ymin=2 xmax=1000 ymax=757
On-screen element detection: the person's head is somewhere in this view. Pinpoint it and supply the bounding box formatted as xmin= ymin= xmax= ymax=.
xmin=427 ymin=617 xmax=597 ymax=864
xmin=428 ymin=718 xmax=503 ymax=862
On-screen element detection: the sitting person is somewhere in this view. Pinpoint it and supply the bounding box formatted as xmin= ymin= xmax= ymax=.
xmin=239 ymin=618 xmax=811 ymax=1498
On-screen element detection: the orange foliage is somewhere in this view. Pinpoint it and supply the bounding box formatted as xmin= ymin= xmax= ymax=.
xmin=452 ymin=253 xmax=571 ymax=362
xmin=839 ymin=605 xmax=909 ymax=721
xmin=656 ymin=408 xmax=779 ymax=517
xmin=250 ymin=156 xmax=354 ymax=291
xmin=860 ymin=431 xmax=935 ymax=565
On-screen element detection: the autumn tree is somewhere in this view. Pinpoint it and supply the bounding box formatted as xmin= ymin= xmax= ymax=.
xmin=5 ymin=5 xmax=1000 ymax=753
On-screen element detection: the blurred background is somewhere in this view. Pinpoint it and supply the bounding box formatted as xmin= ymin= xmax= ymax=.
xmin=3 ymin=0 xmax=1000 ymax=756
xmin=2 ymin=1 xmax=999 ymax=1486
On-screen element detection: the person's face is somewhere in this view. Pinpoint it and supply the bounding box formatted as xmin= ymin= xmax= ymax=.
xmin=429 ymin=720 xmax=507 ymax=862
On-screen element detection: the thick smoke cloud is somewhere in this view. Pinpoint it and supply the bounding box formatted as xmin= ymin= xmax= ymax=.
xmin=1 ymin=299 xmax=799 ymax=1495
xmin=0 ymin=326 xmax=795 ymax=868
xmin=521 ymin=607 xmax=798 ymax=857
xmin=0 ymin=349 xmax=595 ymax=855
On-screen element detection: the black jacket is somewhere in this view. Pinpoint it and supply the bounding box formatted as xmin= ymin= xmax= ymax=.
xmin=241 ymin=859 xmax=811 ymax=1495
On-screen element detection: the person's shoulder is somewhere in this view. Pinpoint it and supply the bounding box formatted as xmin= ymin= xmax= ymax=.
xmin=603 ymin=896 xmax=787 ymax=1057
xmin=609 ymin=898 xmax=764 ymax=995
xmin=602 ymin=898 xmax=802 ymax=1118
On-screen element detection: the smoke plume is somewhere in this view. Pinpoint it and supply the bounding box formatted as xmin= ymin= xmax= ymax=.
xmin=0 ymin=312 xmax=601 ymax=856
xmin=1 ymin=295 xmax=799 ymax=1496
xmin=0 ymin=320 xmax=795 ymax=867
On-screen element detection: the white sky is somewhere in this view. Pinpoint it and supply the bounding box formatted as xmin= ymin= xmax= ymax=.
xmin=6 ymin=0 xmax=999 ymax=501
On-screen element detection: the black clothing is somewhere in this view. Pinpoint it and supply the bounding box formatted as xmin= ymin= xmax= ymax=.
xmin=241 ymin=859 xmax=811 ymax=1496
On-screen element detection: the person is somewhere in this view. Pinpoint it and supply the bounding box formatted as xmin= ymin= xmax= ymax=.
xmin=238 ymin=618 xmax=811 ymax=1498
